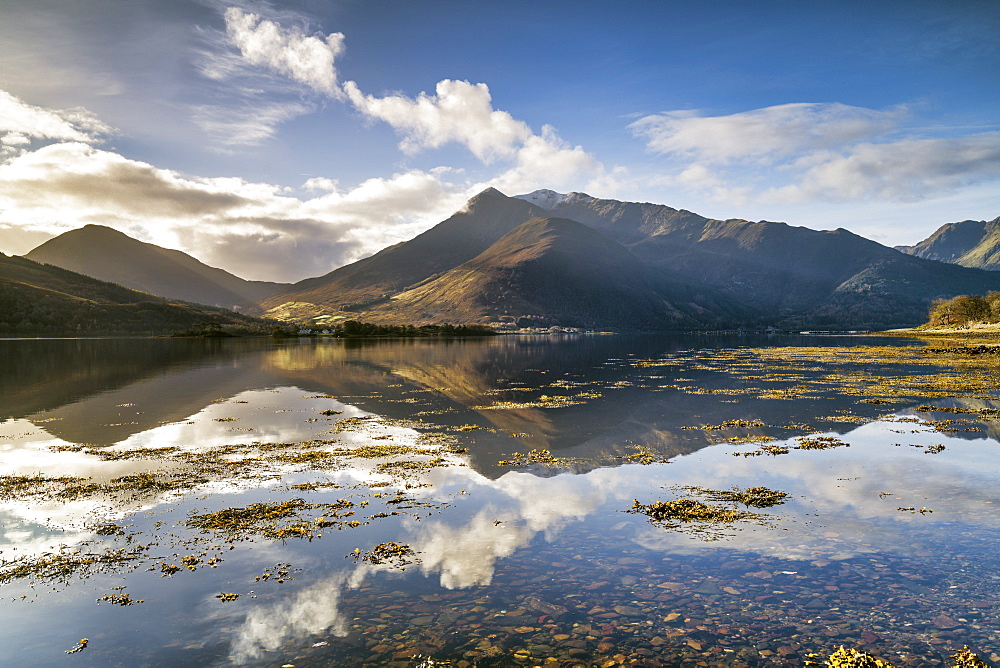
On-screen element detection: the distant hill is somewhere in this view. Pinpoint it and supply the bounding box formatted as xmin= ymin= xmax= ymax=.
xmin=256 ymin=188 xmax=1000 ymax=331
xmin=25 ymin=224 xmax=287 ymax=308
xmin=0 ymin=252 xmax=275 ymax=336
xmin=351 ymin=217 xmax=746 ymax=329
xmin=896 ymin=217 xmax=1000 ymax=271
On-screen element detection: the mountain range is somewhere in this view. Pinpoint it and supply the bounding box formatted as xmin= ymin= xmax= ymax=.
xmin=13 ymin=189 xmax=1000 ymax=332
xmin=257 ymin=188 xmax=1000 ymax=330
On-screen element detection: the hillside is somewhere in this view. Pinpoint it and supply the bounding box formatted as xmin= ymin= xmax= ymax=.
xmin=351 ymin=217 xmax=745 ymax=329
xmin=25 ymin=224 xmax=287 ymax=308
xmin=257 ymin=188 xmax=547 ymax=320
xmin=896 ymin=217 xmax=1000 ymax=270
xmin=0 ymin=252 xmax=275 ymax=336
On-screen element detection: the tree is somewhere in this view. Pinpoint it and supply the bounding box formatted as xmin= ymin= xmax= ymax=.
xmin=951 ymin=294 xmax=989 ymax=323
xmin=929 ymin=298 xmax=956 ymax=326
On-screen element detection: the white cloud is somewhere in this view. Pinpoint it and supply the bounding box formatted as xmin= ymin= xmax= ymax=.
xmin=190 ymin=100 xmax=313 ymax=147
xmin=0 ymin=141 xmax=465 ymax=282
xmin=630 ymin=102 xmax=1000 ymax=206
xmin=1 ymin=132 xmax=31 ymax=147
xmin=302 ymin=176 xmax=339 ymax=192
xmin=486 ymin=125 xmax=622 ymax=195
xmin=771 ymin=132 xmax=1000 ymax=202
xmin=342 ymin=77 xmax=619 ymax=195
xmin=224 ymin=7 xmax=345 ymax=98
xmin=629 ymin=102 xmax=905 ymax=164
xmin=0 ymin=89 xmax=112 ymax=150
xmin=213 ymin=11 xmax=619 ymax=199
xmin=0 ymin=142 xmax=248 ymax=217
xmin=343 ymin=79 xmax=533 ymax=163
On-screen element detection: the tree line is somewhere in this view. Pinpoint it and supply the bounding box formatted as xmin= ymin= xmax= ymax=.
xmin=928 ymin=292 xmax=1000 ymax=327
xmin=303 ymin=321 xmax=497 ymax=337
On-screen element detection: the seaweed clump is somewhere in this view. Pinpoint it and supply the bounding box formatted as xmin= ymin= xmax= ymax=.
xmin=805 ymin=646 xmax=897 ymax=667
xmin=680 ymin=485 xmax=789 ymax=508
xmin=630 ymin=498 xmax=754 ymax=523
xmin=186 ymin=498 xmax=312 ymax=539
xmin=630 ymin=485 xmax=788 ymax=539
xmin=628 ymin=498 xmax=759 ymax=541
xmin=805 ymin=645 xmax=990 ymax=667
xmin=498 ymin=449 xmax=563 ymax=466
xmin=347 ymin=541 xmax=417 ymax=568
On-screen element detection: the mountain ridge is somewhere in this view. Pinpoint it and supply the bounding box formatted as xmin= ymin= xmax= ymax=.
xmin=25 ymin=224 xmax=287 ymax=309
xmin=897 ymin=217 xmax=1000 ymax=270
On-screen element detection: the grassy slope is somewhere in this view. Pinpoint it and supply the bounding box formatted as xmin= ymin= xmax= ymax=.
xmin=0 ymin=253 xmax=274 ymax=336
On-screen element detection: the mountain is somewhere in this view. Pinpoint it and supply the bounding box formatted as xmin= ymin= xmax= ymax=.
xmin=349 ymin=217 xmax=745 ymax=329
xmin=0 ymin=252 xmax=274 ymax=336
xmin=257 ymin=187 xmax=1000 ymax=331
xmin=25 ymin=224 xmax=287 ymax=308
xmin=257 ymin=188 xmax=548 ymax=320
xmin=896 ymin=217 xmax=1000 ymax=271
xmin=517 ymin=190 xmax=1000 ymax=329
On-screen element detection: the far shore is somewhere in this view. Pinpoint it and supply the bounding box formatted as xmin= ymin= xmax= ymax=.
xmin=877 ymin=322 xmax=1000 ymax=338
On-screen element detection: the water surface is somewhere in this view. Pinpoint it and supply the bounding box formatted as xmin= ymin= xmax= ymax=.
xmin=1 ymin=334 xmax=998 ymax=666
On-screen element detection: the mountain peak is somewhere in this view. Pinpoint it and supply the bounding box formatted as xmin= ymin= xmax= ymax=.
xmin=69 ymin=224 xmax=130 ymax=238
xmin=471 ymin=187 xmax=507 ymax=200
xmin=514 ymin=189 xmax=567 ymax=209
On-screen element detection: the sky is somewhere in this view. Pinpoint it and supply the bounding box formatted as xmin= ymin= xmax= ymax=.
xmin=0 ymin=0 xmax=998 ymax=283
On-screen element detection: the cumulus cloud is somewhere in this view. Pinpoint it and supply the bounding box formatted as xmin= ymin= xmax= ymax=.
xmin=486 ymin=124 xmax=622 ymax=195
xmin=341 ymin=78 xmax=617 ymax=194
xmin=224 ymin=7 xmax=345 ymax=98
xmin=0 ymin=143 xmax=247 ymax=217
xmin=343 ymin=79 xmax=532 ymax=163
xmin=210 ymin=10 xmax=617 ymax=196
xmin=185 ymin=7 xmax=346 ymax=146
xmin=0 ymin=89 xmax=112 ymax=155
xmin=630 ymin=102 xmax=1000 ymax=205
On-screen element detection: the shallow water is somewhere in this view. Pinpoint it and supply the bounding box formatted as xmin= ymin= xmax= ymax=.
xmin=0 ymin=334 xmax=998 ymax=666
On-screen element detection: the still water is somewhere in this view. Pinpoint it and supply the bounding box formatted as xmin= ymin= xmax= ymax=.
xmin=0 ymin=334 xmax=998 ymax=667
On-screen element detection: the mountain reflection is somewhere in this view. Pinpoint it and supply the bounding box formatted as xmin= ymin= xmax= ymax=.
xmin=3 ymin=334 xmax=949 ymax=477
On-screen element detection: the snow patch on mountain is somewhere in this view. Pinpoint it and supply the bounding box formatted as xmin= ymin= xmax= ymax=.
xmin=514 ymin=189 xmax=568 ymax=209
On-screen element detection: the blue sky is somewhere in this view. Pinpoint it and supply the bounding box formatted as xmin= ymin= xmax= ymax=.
xmin=0 ymin=0 xmax=998 ymax=281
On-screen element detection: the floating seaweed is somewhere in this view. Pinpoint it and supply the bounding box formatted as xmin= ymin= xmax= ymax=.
xmin=679 ymin=485 xmax=789 ymax=508
xmin=347 ymin=541 xmax=417 ymax=568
